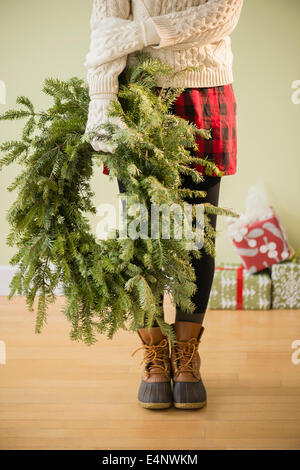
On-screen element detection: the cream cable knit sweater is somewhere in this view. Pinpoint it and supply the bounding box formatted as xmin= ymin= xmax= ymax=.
xmin=85 ymin=0 xmax=243 ymax=151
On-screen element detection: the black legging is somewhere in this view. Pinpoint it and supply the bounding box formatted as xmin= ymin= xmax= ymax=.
xmin=117 ymin=172 xmax=221 ymax=326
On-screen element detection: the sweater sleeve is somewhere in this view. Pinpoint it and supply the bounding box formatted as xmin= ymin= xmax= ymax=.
xmin=150 ymin=0 xmax=244 ymax=50
xmin=86 ymin=0 xmax=131 ymax=97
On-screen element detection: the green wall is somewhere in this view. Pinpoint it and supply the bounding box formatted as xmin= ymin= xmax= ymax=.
xmin=0 ymin=0 xmax=299 ymax=265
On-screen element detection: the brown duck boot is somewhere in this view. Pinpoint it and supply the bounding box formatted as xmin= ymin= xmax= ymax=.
xmin=131 ymin=326 xmax=172 ymax=409
xmin=171 ymin=321 xmax=207 ymax=409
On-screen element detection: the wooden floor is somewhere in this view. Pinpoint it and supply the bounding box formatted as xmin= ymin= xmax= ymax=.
xmin=0 ymin=295 xmax=300 ymax=450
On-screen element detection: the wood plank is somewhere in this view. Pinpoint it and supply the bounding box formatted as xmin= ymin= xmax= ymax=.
xmin=0 ymin=296 xmax=300 ymax=450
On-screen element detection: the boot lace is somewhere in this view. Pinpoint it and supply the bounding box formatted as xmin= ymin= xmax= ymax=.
xmin=173 ymin=337 xmax=199 ymax=373
xmin=131 ymin=338 xmax=169 ymax=377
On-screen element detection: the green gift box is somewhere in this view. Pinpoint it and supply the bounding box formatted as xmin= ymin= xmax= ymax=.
xmin=208 ymin=262 xmax=272 ymax=310
xmin=271 ymin=261 xmax=300 ymax=309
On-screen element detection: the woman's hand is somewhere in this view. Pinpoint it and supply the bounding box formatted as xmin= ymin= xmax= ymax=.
xmin=85 ymin=94 xmax=127 ymax=153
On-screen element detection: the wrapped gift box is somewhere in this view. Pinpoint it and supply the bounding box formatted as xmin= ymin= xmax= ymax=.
xmin=208 ymin=262 xmax=272 ymax=310
xmin=228 ymin=206 xmax=290 ymax=274
xmin=271 ymin=262 xmax=300 ymax=309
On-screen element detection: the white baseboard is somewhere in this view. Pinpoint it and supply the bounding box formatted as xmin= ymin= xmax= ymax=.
xmin=0 ymin=265 xmax=64 ymax=296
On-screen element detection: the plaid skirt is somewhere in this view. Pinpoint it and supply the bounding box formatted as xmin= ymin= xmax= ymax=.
xmin=102 ymin=84 xmax=237 ymax=177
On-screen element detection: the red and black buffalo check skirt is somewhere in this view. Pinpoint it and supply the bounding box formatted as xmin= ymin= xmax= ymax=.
xmin=102 ymin=83 xmax=237 ymax=177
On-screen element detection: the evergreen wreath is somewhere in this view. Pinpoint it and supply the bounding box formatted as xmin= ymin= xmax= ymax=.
xmin=0 ymin=52 xmax=239 ymax=345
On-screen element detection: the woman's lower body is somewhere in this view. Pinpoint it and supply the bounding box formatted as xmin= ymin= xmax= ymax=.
xmin=120 ymin=84 xmax=237 ymax=409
